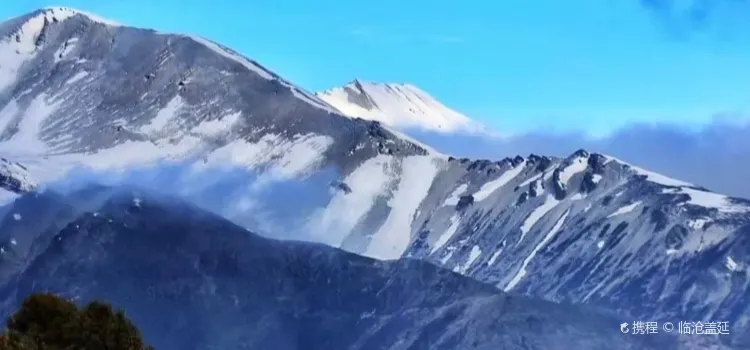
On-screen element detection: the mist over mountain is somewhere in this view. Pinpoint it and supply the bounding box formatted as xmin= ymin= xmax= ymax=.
xmin=0 ymin=184 xmax=698 ymax=350
xmin=0 ymin=7 xmax=748 ymax=349
xmin=400 ymin=119 xmax=750 ymax=200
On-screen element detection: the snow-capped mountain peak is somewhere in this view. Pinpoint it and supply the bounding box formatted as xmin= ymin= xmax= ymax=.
xmin=40 ymin=6 xmax=122 ymax=26
xmin=2 ymin=9 xmax=750 ymax=346
xmin=316 ymin=80 xmax=484 ymax=133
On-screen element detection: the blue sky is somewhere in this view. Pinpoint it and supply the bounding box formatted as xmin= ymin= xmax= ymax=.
xmin=5 ymin=0 xmax=750 ymax=135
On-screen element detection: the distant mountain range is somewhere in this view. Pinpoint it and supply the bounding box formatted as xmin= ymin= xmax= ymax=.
xmin=0 ymin=7 xmax=747 ymax=349
xmin=0 ymin=184 xmax=692 ymax=350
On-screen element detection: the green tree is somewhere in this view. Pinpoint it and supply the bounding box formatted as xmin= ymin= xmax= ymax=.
xmin=0 ymin=293 xmax=153 ymax=350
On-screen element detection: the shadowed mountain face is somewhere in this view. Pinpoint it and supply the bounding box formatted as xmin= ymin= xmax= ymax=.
xmin=0 ymin=7 xmax=748 ymax=349
xmin=0 ymin=186 xmax=684 ymax=350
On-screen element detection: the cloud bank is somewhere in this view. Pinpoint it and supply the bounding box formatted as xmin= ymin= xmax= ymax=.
xmin=407 ymin=118 xmax=750 ymax=199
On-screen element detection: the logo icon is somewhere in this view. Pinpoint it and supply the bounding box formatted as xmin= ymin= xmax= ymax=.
xmin=620 ymin=322 xmax=629 ymax=334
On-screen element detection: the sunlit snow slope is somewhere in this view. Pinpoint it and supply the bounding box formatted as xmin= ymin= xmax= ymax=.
xmin=316 ymin=79 xmax=484 ymax=133
xmin=1 ymin=8 xmax=749 ymax=348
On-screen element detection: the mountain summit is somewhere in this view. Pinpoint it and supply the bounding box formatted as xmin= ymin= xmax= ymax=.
xmin=316 ymin=80 xmax=484 ymax=133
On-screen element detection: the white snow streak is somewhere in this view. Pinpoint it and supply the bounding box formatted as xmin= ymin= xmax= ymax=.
xmin=308 ymin=155 xmax=392 ymax=247
xmin=0 ymin=94 xmax=60 ymax=154
xmin=366 ymin=156 xmax=440 ymax=260
xmin=473 ymin=160 xmax=526 ymax=201
xmin=54 ymin=38 xmax=78 ymax=63
xmin=191 ymin=112 xmax=241 ymax=137
xmin=725 ymin=256 xmax=739 ymax=272
xmin=203 ymin=133 xmax=333 ymax=185
xmin=607 ymin=201 xmax=642 ymax=218
xmin=488 ymin=247 xmax=504 ymax=266
xmin=558 ymin=157 xmax=588 ymax=185
xmin=432 ymin=214 xmax=461 ymax=254
xmin=0 ymin=8 xmax=113 ymax=91
xmin=518 ymin=194 xmax=559 ymax=245
xmin=504 ymin=210 xmax=569 ymax=292
xmin=680 ymin=188 xmax=748 ymax=213
xmin=518 ymin=173 xmax=543 ymax=187
xmin=603 ymin=155 xmax=692 ymax=187
xmin=65 ymin=71 xmax=89 ymax=85
xmin=141 ymin=96 xmax=184 ymax=134
xmin=0 ymin=100 xmax=19 ymax=135
xmin=443 ymin=184 xmax=468 ymax=206
xmin=455 ymin=245 xmax=482 ymax=274
xmin=43 ymin=7 xmax=122 ymax=26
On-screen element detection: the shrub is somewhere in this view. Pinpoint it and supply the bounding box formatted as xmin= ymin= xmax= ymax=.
xmin=0 ymin=293 xmax=152 ymax=350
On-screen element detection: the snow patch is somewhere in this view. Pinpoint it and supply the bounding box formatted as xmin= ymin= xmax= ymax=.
xmin=569 ymin=193 xmax=586 ymax=201
xmin=12 ymin=213 xmax=21 ymax=221
xmin=140 ymin=95 xmax=184 ymax=134
xmin=473 ymin=160 xmax=526 ymax=201
xmin=687 ymin=218 xmax=712 ymax=230
xmin=0 ymin=94 xmax=61 ymax=154
xmin=518 ymin=194 xmax=560 ymax=245
xmin=531 ymin=179 xmax=545 ymax=196
xmin=725 ymin=256 xmax=740 ymax=272
xmin=455 ymin=245 xmax=482 ymax=274
xmin=439 ymin=249 xmax=455 ymax=265
xmin=443 ymin=184 xmax=468 ymax=206
xmin=607 ymin=201 xmax=642 ymax=218
xmin=597 ymin=240 xmax=604 ymax=249
xmin=604 ymin=155 xmax=692 ymax=187
xmin=432 ymin=214 xmax=461 ymax=254
xmin=191 ymin=112 xmax=241 ymax=137
xmin=43 ymin=7 xmax=122 ymax=26
xmin=558 ymin=156 xmax=588 ymax=185
xmin=0 ymin=100 xmax=20 ymax=135
xmin=202 ymin=133 xmax=333 ymax=184
xmin=0 ymin=8 xmax=114 ymax=91
xmin=54 ymin=38 xmax=78 ymax=63
xmin=505 ymin=210 xmax=569 ymax=291
xmin=307 ymin=155 xmax=392 ymax=247
xmin=517 ymin=174 xmax=540 ymax=188
xmin=680 ymin=188 xmax=748 ymax=213
xmin=65 ymin=71 xmax=89 ymax=85
xmin=488 ymin=247 xmax=504 ymax=266
xmin=366 ymin=156 xmax=440 ymax=260
xmin=317 ymin=81 xmax=481 ymax=133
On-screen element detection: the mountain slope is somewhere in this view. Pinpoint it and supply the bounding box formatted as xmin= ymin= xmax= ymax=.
xmin=0 ymin=158 xmax=36 ymax=204
xmin=0 ymin=7 xmax=425 ymax=177
xmin=0 ymin=186 xmax=685 ymax=350
xmin=0 ymin=8 xmax=749 ymax=348
xmin=316 ymin=79 xmax=483 ymax=133
xmin=404 ymin=151 xmax=750 ymax=347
